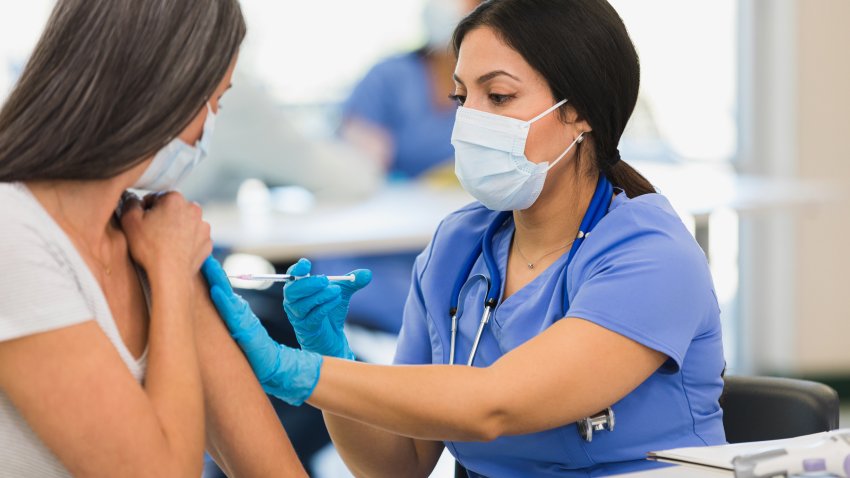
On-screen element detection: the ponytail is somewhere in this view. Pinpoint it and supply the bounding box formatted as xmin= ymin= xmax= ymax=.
xmin=605 ymin=160 xmax=656 ymax=198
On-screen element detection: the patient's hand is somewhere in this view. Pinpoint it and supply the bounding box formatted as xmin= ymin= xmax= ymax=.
xmin=121 ymin=192 xmax=212 ymax=282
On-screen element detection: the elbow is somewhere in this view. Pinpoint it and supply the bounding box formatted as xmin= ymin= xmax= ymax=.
xmin=464 ymin=397 xmax=510 ymax=443
xmin=468 ymin=423 xmax=502 ymax=443
xmin=472 ymin=410 xmax=508 ymax=442
xmin=455 ymin=369 xmax=514 ymax=442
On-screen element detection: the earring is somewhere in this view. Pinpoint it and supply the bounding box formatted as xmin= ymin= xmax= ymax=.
xmin=576 ymin=132 xmax=585 ymax=144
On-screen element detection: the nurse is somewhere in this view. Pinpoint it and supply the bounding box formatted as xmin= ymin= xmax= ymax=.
xmin=202 ymin=0 xmax=726 ymax=476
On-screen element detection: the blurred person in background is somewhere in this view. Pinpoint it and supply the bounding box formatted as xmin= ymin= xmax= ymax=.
xmin=313 ymin=0 xmax=481 ymax=335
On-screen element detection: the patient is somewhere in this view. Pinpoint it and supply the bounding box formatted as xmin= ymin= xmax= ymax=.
xmin=0 ymin=1 xmax=304 ymax=476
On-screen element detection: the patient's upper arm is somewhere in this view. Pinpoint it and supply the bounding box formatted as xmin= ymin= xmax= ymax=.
xmin=0 ymin=321 xmax=184 ymax=477
xmin=193 ymin=274 xmax=307 ymax=477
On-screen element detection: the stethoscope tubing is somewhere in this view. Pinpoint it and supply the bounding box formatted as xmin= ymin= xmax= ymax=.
xmin=448 ymin=176 xmax=614 ymax=367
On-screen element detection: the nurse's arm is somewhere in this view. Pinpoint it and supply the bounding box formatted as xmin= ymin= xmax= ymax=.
xmin=193 ymin=275 xmax=307 ymax=477
xmin=308 ymin=317 xmax=666 ymax=442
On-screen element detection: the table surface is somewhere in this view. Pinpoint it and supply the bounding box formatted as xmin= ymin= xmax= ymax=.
xmin=205 ymin=161 xmax=833 ymax=262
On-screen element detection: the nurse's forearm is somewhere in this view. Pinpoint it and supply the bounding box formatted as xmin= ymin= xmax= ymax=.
xmin=308 ymin=358 xmax=504 ymax=442
xmin=323 ymin=412 xmax=443 ymax=478
xmin=308 ymin=319 xmax=668 ymax=444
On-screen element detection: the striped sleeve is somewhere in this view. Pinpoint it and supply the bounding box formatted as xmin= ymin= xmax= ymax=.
xmin=0 ymin=221 xmax=93 ymax=341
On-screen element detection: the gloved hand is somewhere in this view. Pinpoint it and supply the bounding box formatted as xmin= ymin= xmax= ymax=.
xmin=202 ymin=257 xmax=322 ymax=406
xmin=282 ymin=258 xmax=371 ymax=360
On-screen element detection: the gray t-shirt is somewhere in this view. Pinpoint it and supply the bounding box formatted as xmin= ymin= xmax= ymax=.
xmin=0 ymin=183 xmax=148 ymax=477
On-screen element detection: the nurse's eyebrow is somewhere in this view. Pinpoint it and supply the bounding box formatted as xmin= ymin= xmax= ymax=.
xmin=452 ymin=70 xmax=521 ymax=86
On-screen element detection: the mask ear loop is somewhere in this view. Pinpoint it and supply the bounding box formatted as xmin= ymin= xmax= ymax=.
xmin=528 ymin=98 xmax=569 ymax=124
xmin=546 ymin=131 xmax=585 ymax=171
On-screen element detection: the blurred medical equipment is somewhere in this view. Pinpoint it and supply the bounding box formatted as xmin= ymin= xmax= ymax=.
xmin=732 ymin=432 xmax=850 ymax=478
xmin=179 ymin=72 xmax=382 ymax=204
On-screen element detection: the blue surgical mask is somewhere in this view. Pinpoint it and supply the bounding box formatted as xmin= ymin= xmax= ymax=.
xmin=134 ymin=103 xmax=217 ymax=191
xmin=451 ymin=99 xmax=585 ymax=211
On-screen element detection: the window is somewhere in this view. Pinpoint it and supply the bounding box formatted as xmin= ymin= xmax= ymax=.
xmin=0 ymin=0 xmax=54 ymax=101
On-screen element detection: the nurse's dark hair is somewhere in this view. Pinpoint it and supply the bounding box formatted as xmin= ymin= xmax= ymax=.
xmin=0 ymin=0 xmax=246 ymax=182
xmin=453 ymin=0 xmax=655 ymax=197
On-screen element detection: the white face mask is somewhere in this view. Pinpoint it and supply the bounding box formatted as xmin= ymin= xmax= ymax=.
xmin=451 ymin=99 xmax=585 ymax=211
xmin=133 ymin=103 xmax=217 ymax=192
xmin=423 ymin=0 xmax=466 ymax=51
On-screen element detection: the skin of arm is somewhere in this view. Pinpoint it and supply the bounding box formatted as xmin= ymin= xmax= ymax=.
xmin=323 ymin=412 xmax=444 ymax=478
xmin=0 ymin=274 xmax=204 ymax=477
xmin=311 ymin=318 xmax=666 ymax=444
xmin=193 ymin=274 xmax=307 ymax=478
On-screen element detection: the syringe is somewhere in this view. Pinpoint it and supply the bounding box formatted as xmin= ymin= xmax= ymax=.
xmin=227 ymin=274 xmax=356 ymax=283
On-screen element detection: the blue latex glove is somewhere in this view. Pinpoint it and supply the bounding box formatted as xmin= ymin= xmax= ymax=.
xmin=202 ymin=257 xmax=322 ymax=406
xmin=282 ymin=258 xmax=371 ymax=360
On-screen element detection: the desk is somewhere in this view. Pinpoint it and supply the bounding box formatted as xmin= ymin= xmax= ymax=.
xmin=204 ymin=161 xmax=831 ymax=262
xmin=205 ymin=182 xmax=473 ymax=262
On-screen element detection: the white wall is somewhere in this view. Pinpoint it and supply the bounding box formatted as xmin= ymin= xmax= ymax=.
xmin=794 ymin=0 xmax=850 ymax=374
xmin=739 ymin=0 xmax=850 ymax=375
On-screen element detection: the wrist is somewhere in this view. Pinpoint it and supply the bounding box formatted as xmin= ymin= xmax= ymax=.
xmin=148 ymin=270 xmax=194 ymax=306
xmin=147 ymin=265 xmax=194 ymax=289
xmin=297 ymin=328 xmax=354 ymax=360
xmin=264 ymin=348 xmax=323 ymax=406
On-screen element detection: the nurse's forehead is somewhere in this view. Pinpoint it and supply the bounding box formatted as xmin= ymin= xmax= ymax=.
xmin=454 ymin=27 xmax=536 ymax=84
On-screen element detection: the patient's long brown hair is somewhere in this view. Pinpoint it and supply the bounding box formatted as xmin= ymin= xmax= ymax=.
xmin=0 ymin=0 xmax=246 ymax=182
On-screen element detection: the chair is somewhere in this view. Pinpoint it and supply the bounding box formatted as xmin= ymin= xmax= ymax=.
xmin=454 ymin=375 xmax=841 ymax=477
xmin=720 ymin=375 xmax=840 ymax=443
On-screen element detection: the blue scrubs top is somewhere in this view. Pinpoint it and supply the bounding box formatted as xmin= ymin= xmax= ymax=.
xmin=394 ymin=192 xmax=727 ymax=477
xmin=343 ymin=51 xmax=457 ymax=178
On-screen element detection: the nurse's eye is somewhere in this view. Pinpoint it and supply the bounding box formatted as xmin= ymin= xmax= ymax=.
xmin=489 ymin=93 xmax=514 ymax=106
xmin=448 ymin=93 xmax=466 ymax=106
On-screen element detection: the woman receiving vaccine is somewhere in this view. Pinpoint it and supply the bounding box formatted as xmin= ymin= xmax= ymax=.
xmin=0 ymin=1 xmax=306 ymax=476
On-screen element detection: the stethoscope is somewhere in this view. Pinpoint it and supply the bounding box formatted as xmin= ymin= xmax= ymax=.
xmin=447 ymin=175 xmax=616 ymax=441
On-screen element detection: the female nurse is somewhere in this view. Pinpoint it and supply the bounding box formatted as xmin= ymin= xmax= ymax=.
xmin=201 ymin=0 xmax=727 ymax=476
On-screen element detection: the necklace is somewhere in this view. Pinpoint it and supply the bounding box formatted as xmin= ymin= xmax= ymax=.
xmin=513 ymin=235 xmax=578 ymax=270
xmin=54 ymin=189 xmax=113 ymax=276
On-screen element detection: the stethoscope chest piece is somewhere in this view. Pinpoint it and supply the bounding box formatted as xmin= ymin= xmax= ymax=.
xmin=578 ymin=407 xmax=615 ymax=442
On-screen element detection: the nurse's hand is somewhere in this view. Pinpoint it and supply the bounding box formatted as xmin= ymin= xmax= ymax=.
xmin=282 ymin=259 xmax=372 ymax=360
xmin=202 ymin=257 xmax=322 ymax=406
